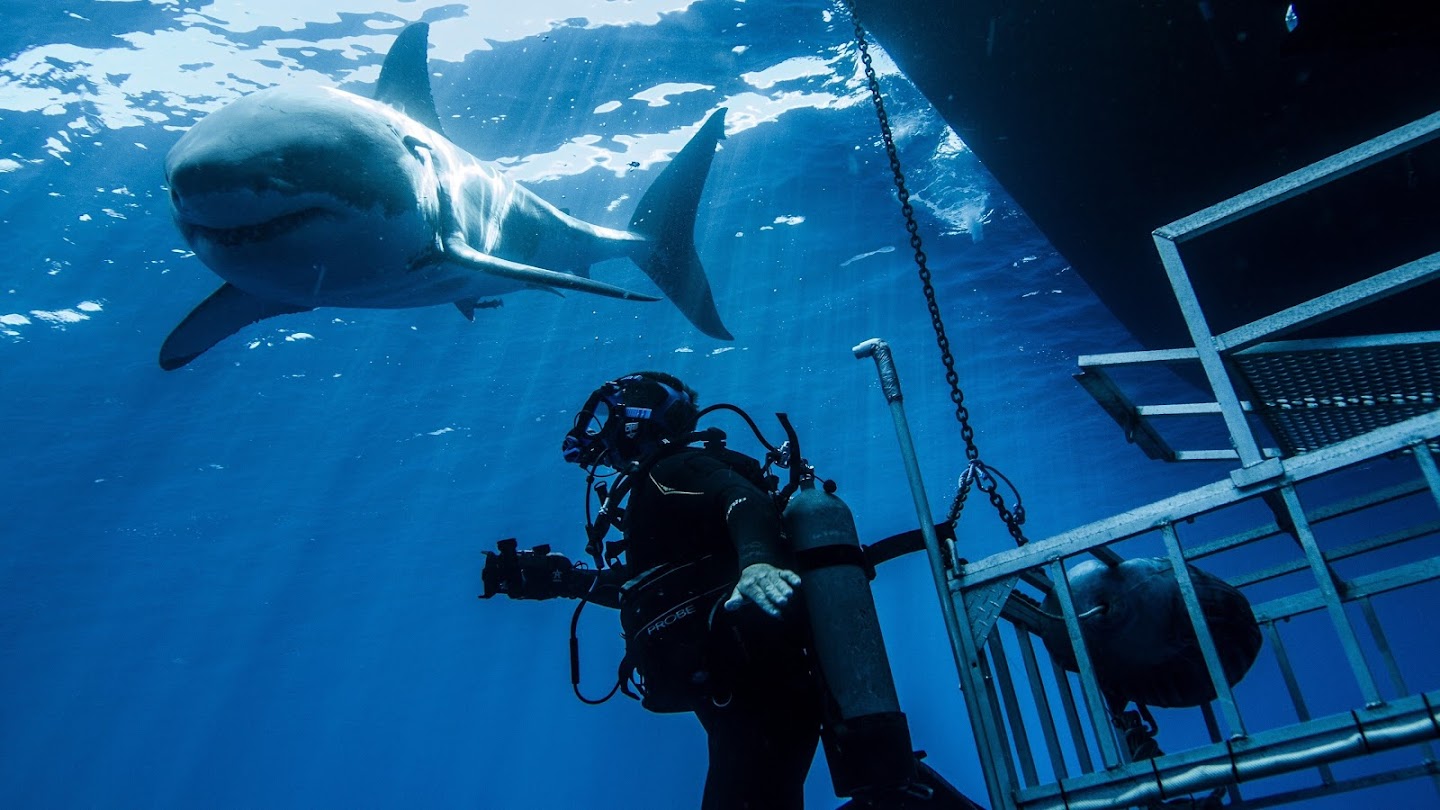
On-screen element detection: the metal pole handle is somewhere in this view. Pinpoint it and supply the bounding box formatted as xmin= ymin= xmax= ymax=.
xmin=854 ymin=338 xmax=903 ymax=404
xmin=854 ymin=338 xmax=968 ymax=681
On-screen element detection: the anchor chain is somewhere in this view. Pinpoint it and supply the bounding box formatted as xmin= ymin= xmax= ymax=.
xmin=846 ymin=2 xmax=1028 ymax=547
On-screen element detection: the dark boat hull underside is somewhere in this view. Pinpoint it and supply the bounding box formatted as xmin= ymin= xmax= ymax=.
xmin=861 ymin=0 xmax=1440 ymax=349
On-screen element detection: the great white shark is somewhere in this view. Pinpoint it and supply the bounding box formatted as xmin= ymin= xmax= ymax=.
xmin=159 ymin=22 xmax=731 ymax=370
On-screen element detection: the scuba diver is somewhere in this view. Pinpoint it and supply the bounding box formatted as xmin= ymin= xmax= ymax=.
xmin=480 ymin=371 xmax=984 ymax=810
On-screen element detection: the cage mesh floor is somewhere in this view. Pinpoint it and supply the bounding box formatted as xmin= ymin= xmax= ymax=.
xmin=1234 ymin=338 xmax=1440 ymax=455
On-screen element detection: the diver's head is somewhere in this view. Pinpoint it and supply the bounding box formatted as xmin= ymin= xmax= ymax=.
xmin=562 ymin=371 xmax=699 ymax=470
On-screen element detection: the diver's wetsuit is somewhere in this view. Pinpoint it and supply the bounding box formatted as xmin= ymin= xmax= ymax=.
xmin=624 ymin=446 xmax=823 ymax=810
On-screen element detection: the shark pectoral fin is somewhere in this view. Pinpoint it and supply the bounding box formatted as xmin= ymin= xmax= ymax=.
xmin=159 ymin=283 xmax=312 ymax=370
xmin=444 ymin=240 xmax=660 ymax=302
xmin=455 ymin=299 xmax=476 ymax=321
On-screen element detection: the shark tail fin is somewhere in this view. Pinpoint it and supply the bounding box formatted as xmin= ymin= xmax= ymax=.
xmin=159 ymin=283 xmax=312 ymax=370
xmin=628 ymin=108 xmax=732 ymax=340
xmin=375 ymin=22 xmax=446 ymax=137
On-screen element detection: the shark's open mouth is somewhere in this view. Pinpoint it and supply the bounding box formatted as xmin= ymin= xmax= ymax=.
xmin=181 ymin=206 xmax=331 ymax=247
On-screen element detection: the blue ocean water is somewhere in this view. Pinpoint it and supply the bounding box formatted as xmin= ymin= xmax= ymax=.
xmin=2 ymin=2 xmax=1434 ymax=808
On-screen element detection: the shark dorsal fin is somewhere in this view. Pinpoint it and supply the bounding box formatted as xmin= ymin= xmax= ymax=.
xmin=375 ymin=22 xmax=446 ymax=137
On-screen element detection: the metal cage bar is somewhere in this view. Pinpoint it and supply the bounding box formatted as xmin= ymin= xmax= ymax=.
xmin=1274 ymin=483 xmax=1384 ymax=706
xmin=1050 ymin=655 xmax=1095 ymax=776
xmin=989 ymin=630 xmax=1040 ymax=787
xmin=1153 ymin=232 xmax=1269 ymax=468
xmin=1414 ymin=441 xmax=1440 ymax=509
xmin=1155 ymin=111 xmax=1440 ymax=242
xmin=1015 ymin=628 xmax=1070 ymax=782
xmin=1263 ymin=620 xmax=1336 ymax=786
xmin=1215 ymin=252 xmax=1440 ymax=353
xmin=1358 ymin=597 xmax=1440 ymax=799
xmin=962 ymin=410 xmax=1440 ymax=589
xmin=1197 ymin=704 xmax=1245 ymax=805
xmin=1161 ymin=523 xmax=1247 ymax=738
xmin=1046 ymin=558 xmax=1124 ymax=769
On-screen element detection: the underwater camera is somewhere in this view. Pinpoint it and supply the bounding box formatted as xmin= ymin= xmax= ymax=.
xmin=479 ymin=538 xmax=577 ymax=601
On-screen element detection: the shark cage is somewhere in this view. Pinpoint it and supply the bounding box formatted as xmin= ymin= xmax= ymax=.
xmin=857 ymin=111 xmax=1440 ymax=810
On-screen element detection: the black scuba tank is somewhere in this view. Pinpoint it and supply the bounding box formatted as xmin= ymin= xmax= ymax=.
xmin=782 ymin=477 xmax=916 ymax=798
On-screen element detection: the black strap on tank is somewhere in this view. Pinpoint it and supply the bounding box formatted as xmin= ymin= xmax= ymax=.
xmin=845 ymin=2 xmax=1029 ymax=548
xmin=793 ymin=544 xmax=876 ymax=580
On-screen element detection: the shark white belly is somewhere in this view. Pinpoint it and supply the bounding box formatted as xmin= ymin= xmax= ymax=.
xmin=159 ymin=22 xmax=730 ymax=370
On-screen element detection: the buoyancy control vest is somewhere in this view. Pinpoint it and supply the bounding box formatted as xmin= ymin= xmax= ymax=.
xmin=618 ymin=554 xmax=735 ymax=713
xmin=614 ymin=443 xmax=775 ymax=713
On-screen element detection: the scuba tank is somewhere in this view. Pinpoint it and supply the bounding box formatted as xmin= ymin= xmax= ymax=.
xmin=778 ymin=418 xmax=917 ymax=799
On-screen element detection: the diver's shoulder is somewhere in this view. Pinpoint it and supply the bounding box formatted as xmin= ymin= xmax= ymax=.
xmin=644 ymin=445 xmax=734 ymax=477
xmin=652 ymin=445 xmax=765 ymax=484
xmin=649 ymin=446 xmax=716 ymax=475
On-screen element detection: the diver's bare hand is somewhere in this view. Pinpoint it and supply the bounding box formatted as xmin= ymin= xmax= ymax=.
xmin=724 ymin=563 xmax=802 ymax=618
